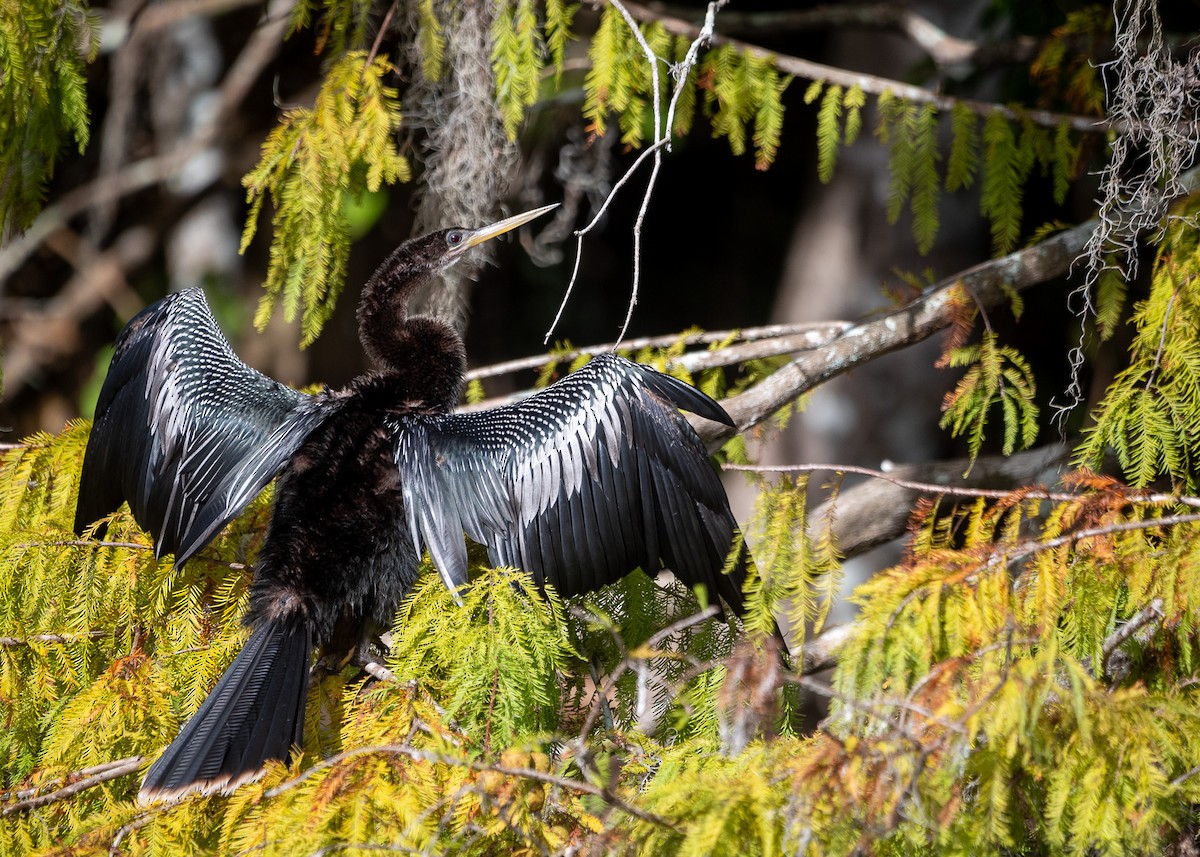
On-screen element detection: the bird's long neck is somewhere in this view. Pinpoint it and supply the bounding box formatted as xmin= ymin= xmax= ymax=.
xmin=357 ymin=252 xmax=466 ymax=412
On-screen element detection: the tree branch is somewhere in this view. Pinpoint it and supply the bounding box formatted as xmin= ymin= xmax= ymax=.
xmin=471 ymin=199 xmax=1179 ymax=444
xmin=0 ymin=630 xmax=106 ymax=647
xmin=2 ymin=227 xmax=155 ymax=396
xmin=729 ymin=444 xmax=1072 ymax=560
xmin=1099 ymin=598 xmax=1165 ymax=683
xmin=692 ymin=3 xmax=983 ymax=68
xmin=466 ymin=321 xmax=847 ymax=382
xmin=548 ymin=0 xmax=725 ymax=345
xmin=262 ymin=743 xmax=675 ymax=830
xmin=614 ymin=0 xmax=1110 ymax=133
xmin=1 ymin=755 xmax=144 ymax=816
xmin=799 ymin=622 xmax=855 ymax=675
xmin=695 ymin=217 xmax=1101 ymax=444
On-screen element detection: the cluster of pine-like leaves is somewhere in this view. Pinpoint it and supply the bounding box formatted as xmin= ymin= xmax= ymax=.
xmin=0 ymin=0 xmax=95 ymax=235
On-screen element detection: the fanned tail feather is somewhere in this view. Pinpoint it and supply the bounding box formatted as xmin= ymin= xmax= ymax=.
xmin=139 ymin=615 xmax=311 ymax=802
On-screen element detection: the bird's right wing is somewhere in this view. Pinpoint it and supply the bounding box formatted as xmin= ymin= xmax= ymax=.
xmin=74 ymin=289 xmax=339 ymax=565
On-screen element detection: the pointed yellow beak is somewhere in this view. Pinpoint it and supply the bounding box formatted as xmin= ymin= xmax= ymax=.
xmin=462 ymin=203 xmax=560 ymax=250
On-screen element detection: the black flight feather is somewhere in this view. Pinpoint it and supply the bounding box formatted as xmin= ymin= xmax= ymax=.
xmin=394 ymin=353 xmax=749 ymax=611
xmin=139 ymin=616 xmax=311 ymax=801
xmin=75 ymin=289 xmax=339 ymax=565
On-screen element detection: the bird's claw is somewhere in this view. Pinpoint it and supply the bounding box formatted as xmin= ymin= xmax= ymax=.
xmin=358 ymin=658 xmax=397 ymax=682
xmin=350 ymin=635 xmax=396 ymax=682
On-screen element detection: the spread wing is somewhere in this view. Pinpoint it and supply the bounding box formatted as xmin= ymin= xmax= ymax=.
xmin=74 ymin=289 xmax=338 ymax=565
xmin=393 ymin=353 xmax=748 ymax=614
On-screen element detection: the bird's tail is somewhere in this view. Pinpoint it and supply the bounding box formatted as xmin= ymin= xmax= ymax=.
xmin=139 ymin=615 xmax=312 ymax=803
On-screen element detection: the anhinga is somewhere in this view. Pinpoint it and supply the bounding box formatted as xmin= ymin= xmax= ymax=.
xmin=74 ymin=204 xmax=750 ymax=801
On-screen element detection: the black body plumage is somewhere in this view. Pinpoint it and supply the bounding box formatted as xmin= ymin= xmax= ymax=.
xmin=74 ymin=206 xmax=751 ymax=801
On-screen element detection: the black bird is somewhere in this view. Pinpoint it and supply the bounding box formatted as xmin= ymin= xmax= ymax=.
xmin=74 ymin=204 xmax=750 ymax=801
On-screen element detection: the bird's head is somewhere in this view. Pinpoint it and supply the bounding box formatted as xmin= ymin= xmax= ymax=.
xmin=358 ymin=203 xmax=559 ymax=373
xmin=405 ymin=203 xmax=560 ymax=277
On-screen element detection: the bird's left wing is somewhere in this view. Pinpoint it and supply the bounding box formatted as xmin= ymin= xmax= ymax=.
xmin=74 ymin=289 xmax=339 ymax=565
xmin=392 ymin=353 xmax=748 ymax=613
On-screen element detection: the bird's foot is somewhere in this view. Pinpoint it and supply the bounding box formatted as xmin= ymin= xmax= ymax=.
xmin=350 ymin=636 xmax=396 ymax=682
xmin=357 ymin=658 xmax=397 ymax=682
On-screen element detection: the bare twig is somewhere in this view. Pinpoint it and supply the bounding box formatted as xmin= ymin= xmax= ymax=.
xmin=784 ymin=672 xmax=957 ymax=742
xmin=0 ymin=756 xmax=142 ymax=803
xmin=726 ymin=454 xmax=1076 ymax=502
xmin=644 ymin=604 xmax=720 ymax=650
xmin=733 ymin=453 xmax=1200 ymax=561
xmin=463 ymin=324 xmax=849 ymax=412
xmin=547 ymin=0 xmax=725 ymax=346
xmin=0 ymin=630 xmax=106 ymax=647
xmin=607 ymin=0 xmax=665 ymax=346
xmin=730 ymin=445 xmax=1072 ymax=560
xmin=263 ymin=743 xmax=675 ymax=830
xmin=994 ymin=513 xmax=1200 ymax=578
xmin=711 ymin=3 xmax=981 ymax=67
xmin=110 ymin=811 xmax=156 ymax=852
xmin=1102 ymin=598 xmax=1165 ymax=665
xmin=470 ymin=321 xmax=847 ymax=381
xmin=1095 ymin=597 xmax=1165 ymax=682
xmin=545 ymin=139 xmax=668 ymax=344
xmin=1 ymin=755 xmax=144 ymax=816
xmin=366 ymin=0 xmax=400 ymax=66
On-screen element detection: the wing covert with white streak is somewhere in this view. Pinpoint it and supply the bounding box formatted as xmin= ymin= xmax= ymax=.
xmin=392 ymin=353 xmax=748 ymax=613
xmin=74 ymin=289 xmax=340 ymax=565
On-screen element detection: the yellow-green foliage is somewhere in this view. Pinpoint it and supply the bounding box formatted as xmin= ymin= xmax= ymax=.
xmin=582 ymin=9 xmax=789 ymax=167
xmin=0 ymin=0 xmax=95 ymax=234
xmin=740 ymin=476 xmax=841 ymax=643
xmin=701 ymin=45 xmax=789 ymax=169
xmin=491 ymin=0 xmax=553 ymax=141
xmin=876 ymin=96 xmax=942 ymax=254
xmin=584 ymin=5 xmax=673 ymax=147
xmin=413 ymin=0 xmax=445 ymax=80
xmin=1079 ymin=197 xmax=1200 ymax=488
xmin=979 ymin=111 xmax=1034 ymax=256
xmin=287 ymin=0 xmax=370 ymax=55
xmin=5 ymin=408 xmax=1200 ymax=854
xmin=939 ymin=329 xmax=1040 ymax=460
xmin=1031 ymin=7 xmax=1109 ymax=117
xmin=388 ymin=568 xmax=577 ymax=749
xmin=630 ymin=740 xmax=791 ymax=857
xmin=822 ymin=481 xmax=1200 ymax=856
xmin=945 ymin=102 xmax=979 ymax=192
xmin=241 ymin=51 xmax=410 ymax=347
xmin=543 ymin=0 xmax=576 ymax=81
xmin=0 ymin=423 xmax=268 ymax=852
xmin=251 ymin=3 xmax=1099 ymax=350
xmin=808 ymin=82 xmax=866 ymax=183
xmin=810 ymin=90 xmax=1084 ymax=255
xmin=1093 ymin=254 xmax=1129 ymax=343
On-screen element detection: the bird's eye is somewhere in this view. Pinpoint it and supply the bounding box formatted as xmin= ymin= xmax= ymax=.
xmin=446 ymin=230 xmax=465 ymax=247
